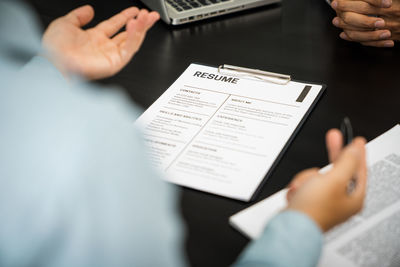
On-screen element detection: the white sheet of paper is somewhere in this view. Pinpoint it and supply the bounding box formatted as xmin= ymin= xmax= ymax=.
xmin=230 ymin=189 xmax=288 ymax=239
xmin=135 ymin=63 xmax=323 ymax=201
xmin=229 ymin=124 xmax=400 ymax=267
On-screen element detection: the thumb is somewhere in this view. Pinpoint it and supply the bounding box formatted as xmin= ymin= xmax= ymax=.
xmin=64 ymin=5 xmax=95 ymax=27
xmin=327 ymin=137 xmax=366 ymax=185
xmin=326 ymin=128 xmax=344 ymax=163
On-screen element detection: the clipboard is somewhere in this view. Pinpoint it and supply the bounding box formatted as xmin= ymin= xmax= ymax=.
xmin=135 ymin=63 xmax=326 ymax=202
xmin=218 ymin=64 xmax=291 ymax=85
xmin=214 ymin=64 xmax=326 ymax=201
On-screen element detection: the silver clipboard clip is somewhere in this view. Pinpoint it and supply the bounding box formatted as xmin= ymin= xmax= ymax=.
xmin=218 ymin=64 xmax=291 ymax=85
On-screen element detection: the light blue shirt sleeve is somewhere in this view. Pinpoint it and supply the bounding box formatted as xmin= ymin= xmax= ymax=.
xmin=1 ymin=55 xmax=187 ymax=266
xmin=234 ymin=211 xmax=323 ymax=267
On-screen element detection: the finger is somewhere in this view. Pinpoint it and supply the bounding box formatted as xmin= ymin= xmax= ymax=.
xmin=343 ymin=138 xmax=367 ymax=214
xmin=384 ymin=18 xmax=400 ymax=31
xmin=334 ymin=12 xmax=386 ymax=29
xmin=139 ymin=10 xmax=160 ymax=32
xmin=368 ymin=0 xmax=392 ymax=7
xmin=360 ymin=39 xmax=395 ymax=47
xmin=333 ymin=0 xmax=391 ymax=9
xmin=341 ymin=29 xmax=391 ymax=42
xmin=332 ymin=1 xmax=382 ymax=15
xmin=64 ymin=5 xmax=95 ymax=27
xmin=339 ymin=31 xmax=352 ymax=41
xmin=332 ymin=17 xmax=376 ymax=31
xmin=327 ymin=139 xmax=364 ymax=185
xmin=112 ymin=10 xmax=158 ymax=45
xmin=326 ymin=129 xmax=344 ymax=163
xmin=119 ymin=10 xmax=159 ymax=63
xmin=120 ymin=10 xmax=150 ymax=57
xmin=351 ymin=137 xmax=367 ymax=198
xmin=371 ymin=0 xmax=392 ymax=7
xmin=95 ymin=7 xmax=140 ymax=37
xmin=112 ymin=31 xmax=127 ymax=45
xmin=288 ymin=168 xmax=320 ymax=189
xmin=287 ymin=168 xmax=319 ymax=201
xmin=112 ymin=10 xmax=159 ymax=45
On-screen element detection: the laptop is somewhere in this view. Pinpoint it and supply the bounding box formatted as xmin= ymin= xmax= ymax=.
xmin=140 ymin=0 xmax=281 ymax=25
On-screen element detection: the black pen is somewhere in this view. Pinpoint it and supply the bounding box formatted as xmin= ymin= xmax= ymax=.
xmin=341 ymin=117 xmax=357 ymax=195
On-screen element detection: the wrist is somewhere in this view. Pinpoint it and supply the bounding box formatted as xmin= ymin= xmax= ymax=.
xmin=286 ymin=207 xmax=330 ymax=232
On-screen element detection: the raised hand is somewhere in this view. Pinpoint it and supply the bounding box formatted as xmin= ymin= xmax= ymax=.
xmin=42 ymin=5 xmax=160 ymax=79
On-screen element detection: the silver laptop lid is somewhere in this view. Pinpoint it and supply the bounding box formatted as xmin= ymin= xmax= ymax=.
xmin=140 ymin=0 xmax=170 ymax=23
xmin=140 ymin=0 xmax=281 ymax=25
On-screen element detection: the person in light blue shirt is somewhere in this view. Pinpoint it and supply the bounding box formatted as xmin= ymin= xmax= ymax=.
xmin=0 ymin=1 xmax=367 ymax=266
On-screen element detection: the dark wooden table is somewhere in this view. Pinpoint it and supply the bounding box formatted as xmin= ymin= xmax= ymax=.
xmin=27 ymin=0 xmax=400 ymax=265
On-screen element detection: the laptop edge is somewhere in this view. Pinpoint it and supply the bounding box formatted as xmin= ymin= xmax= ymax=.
xmin=141 ymin=0 xmax=281 ymax=25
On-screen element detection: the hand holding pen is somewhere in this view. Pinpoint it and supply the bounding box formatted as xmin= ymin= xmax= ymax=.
xmin=286 ymin=119 xmax=368 ymax=232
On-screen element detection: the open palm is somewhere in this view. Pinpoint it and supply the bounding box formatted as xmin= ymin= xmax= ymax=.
xmin=43 ymin=5 xmax=159 ymax=80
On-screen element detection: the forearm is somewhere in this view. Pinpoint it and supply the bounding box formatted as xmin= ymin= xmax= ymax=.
xmin=234 ymin=211 xmax=323 ymax=267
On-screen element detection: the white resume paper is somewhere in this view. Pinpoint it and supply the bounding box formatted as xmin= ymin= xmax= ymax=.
xmin=135 ymin=64 xmax=324 ymax=201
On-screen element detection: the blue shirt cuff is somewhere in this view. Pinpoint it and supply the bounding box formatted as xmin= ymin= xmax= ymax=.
xmin=235 ymin=210 xmax=323 ymax=267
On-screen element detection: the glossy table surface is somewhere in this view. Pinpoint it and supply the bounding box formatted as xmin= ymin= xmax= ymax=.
xmin=27 ymin=0 xmax=400 ymax=265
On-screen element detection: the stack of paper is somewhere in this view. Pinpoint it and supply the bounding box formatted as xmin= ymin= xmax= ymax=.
xmin=229 ymin=125 xmax=400 ymax=267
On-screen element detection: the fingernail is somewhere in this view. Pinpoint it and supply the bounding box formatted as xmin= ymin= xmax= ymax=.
xmin=382 ymin=0 xmax=392 ymax=7
xmin=333 ymin=17 xmax=339 ymax=27
xmin=380 ymin=31 xmax=391 ymax=39
xmin=340 ymin=32 xmax=348 ymax=40
xmin=384 ymin=41 xmax=394 ymax=47
xmin=375 ymin=20 xmax=385 ymax=28
xmin=331 ymin=1 xmax=338 ymax=8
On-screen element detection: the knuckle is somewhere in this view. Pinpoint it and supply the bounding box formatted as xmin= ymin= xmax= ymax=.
xmin=115 ymin=13 xmax=125 ymax=21
xmin=371 ymin=0 xmax=379 ymax=5
xmin=361 ymin=3 xmax=373 ymax=14
xmin=338 ymin=18 xmax=346 ymax=28
xmin=50 ymin=19 xmax=63 ymax=28
xmin=48 ymin=20 xmax=57 ymax=28
xmin=121 ymin=10 xmax=132 ymax=19
xmin=369 ymin=0 xmax=382 ymax=6
xmin=346 ymin=31 xmax=356 ymax=39
xmin=384 ymin=20 xmax=393 ymax=29
xmin=342 ymin=12 xmax=351 ymax=23
xmin=293 ymin=171 xmax=306 ymax=181
xmin=364 ymin=18 xmax=376 ymax=27
xmin=386 ymin=7 xmax=399 ymax=16
xmin=336 ymin=0 xmax=344 ymax=9
xmin=393 ymin=27 xmax=400 ymax=35
xmin=387 ymin=21 xmax=400 ymax=32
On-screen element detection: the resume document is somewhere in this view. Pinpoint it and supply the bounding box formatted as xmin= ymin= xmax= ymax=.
xmin=135 ymin=64 xmax=324 ymax=201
